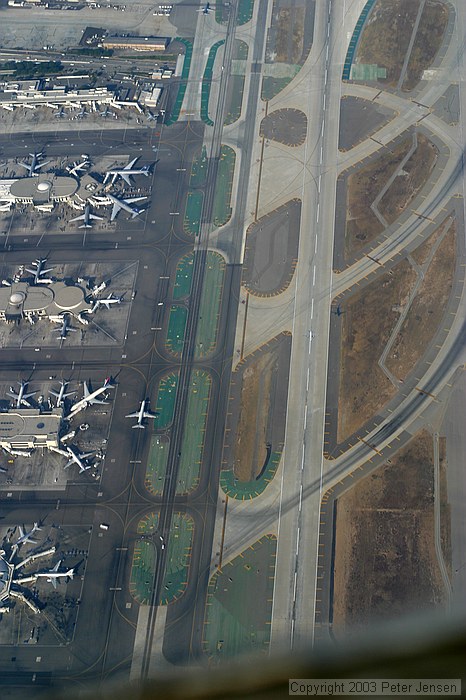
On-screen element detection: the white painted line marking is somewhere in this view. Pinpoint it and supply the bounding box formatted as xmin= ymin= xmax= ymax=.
xmin=316 ymin=203 xmax=320 ymax=222
xmin=304 ymin=406 xmax=307 ymax=430
xmin=323 ymin=93 xmax=326 ymax=110
xmin=296 ymin=528 xmax=300 ymax=555
xmin=318 ymin=175 xmax=322 ymax=193
xmin=306 ymin=367 xmax=310 ymax=391
xmin=326 ymin=44 xmax=329 ymax=61
xmin=311 ymin=298 xmax=314 ymax=319
xmin=293 ymin=571 xmax=298 ymax=600
xmin=325 ymin=68 xmax=328 ymax=83
xmin=314 ymin=235 xmax=318 ymax=254
xmin=299 ymin=483 xmax=303 ymax=510
xmin=320 ymin=145 xmax=323 ymax=163
xmin=313 ymin=265 xmax=316 ymax=286
xmin=321 ymin=120 xmax=325 ymax=137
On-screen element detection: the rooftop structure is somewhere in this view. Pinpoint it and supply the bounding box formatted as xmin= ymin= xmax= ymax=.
xmin=139 ymin=86 xmax=162 ymax=107
xmin=102 ymin=36 xmax=170 ymax=52
xmin=0 ymin=86 xmax=115 ymax=109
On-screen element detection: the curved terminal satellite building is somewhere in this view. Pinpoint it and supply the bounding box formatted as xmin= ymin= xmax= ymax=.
xmin=10 ymin=174 xmax=78 ymax=211
xmin=0 ymin=281 xmax=92 ymax=322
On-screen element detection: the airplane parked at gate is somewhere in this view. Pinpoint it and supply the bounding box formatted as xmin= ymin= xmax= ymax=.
xmin=49 ymin=381 xmax=75 ymax=408
xmin=103 ymin=158 xmax=151 ymax=186
xmin=126 ymin=399 xmax=158 ymax=428
xmin=26 ymin=258 xmax=53 ymax=285
xmin=7 ymin=381 xmax=36 ymax=408
xmin=67 ymin=158 xmax=89 ymax=177
xmin=54 ymin=314 xmax=77 ymax=340
xmin=70 ymin=203 xmax=103 ymax=229
xmin=92 ymin=293 xmax=122 ymax=311
xmin=69 ymin=377 xmax=115 ymax=416
xmin=63 ymin=446 xmax=94 ymax=473
xmin=19 ymin=151 xmax=50 ymax=177
xmin=16 ymin=522 xmax=41 ymax=546
xmin=37 ymin=560 xmax=75 ymax=588
xmin=94 ymin=193 xmax=147 ymax=221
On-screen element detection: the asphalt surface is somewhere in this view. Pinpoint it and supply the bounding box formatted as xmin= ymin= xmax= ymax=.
xmin=0 ymin=108 xmax=240 ymax=689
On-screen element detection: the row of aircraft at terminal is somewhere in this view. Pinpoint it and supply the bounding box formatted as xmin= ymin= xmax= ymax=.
xmin=7 ymin=376 xmax=157 ymax=425
xmin=1 ymin=101 xmax=161 ymax=124
xmin=15 ymin=151 xmax=154 ymax=224
xmin=4 ymin=377 xmax=157 ymax=472
xmin=8 ymin=522 xmax=75 ymax=587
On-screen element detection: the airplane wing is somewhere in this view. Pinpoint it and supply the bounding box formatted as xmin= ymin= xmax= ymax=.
xmin=51 ymin=561 xmax=61 ymax=572
xmin=125 ymin=412 xmax=140 ymax=418
xmin=143 ymin=411 xmax=157 ymax=418
xmin=120 ymin=173 xmax=132 ymax=186
xmin=48 ymin=577 xmax=58 ymax=589
xmin=83 ymin=382 xmax=90 ymax=398
xmin=110 ymin=202 xmax=121 ymax=222
xmin=90 ymin=212 xmax=103 ymax=221
xmin=18 ymin=526 xmax=25 ymax=539
xmin=69 ymin=212 xmax=85 ymax=223
xmin=125 ymin=158 xmax=138 ymax=170
xmin=125 ymin=197 xmax=147 ymax=204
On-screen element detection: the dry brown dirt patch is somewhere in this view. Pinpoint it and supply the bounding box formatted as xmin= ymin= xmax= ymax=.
xmin=338 ymin=259 xmax=417 ymax=442
xmin=333 ymin=431 xmax=446 ymax=635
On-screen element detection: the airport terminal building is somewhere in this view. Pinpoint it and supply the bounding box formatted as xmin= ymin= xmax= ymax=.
xmin=0 ymin=408 xmax=62 ymax=452
xmin=0 ymin=281 xmax=92 ymax=323
xmin=9 ymin=174 xmax=78 ymax=211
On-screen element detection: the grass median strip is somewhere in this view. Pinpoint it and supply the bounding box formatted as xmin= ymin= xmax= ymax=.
xmin=176 ymin=370 xmax=212 ymax=495
xmin=159 ymin=512 xmax=194 ymax=605
xmin=165 ymin=305 xmax=188 ymax=356
xmin=195 ymin=251 xmax=226 ymax=359
xmin=203 ymin=534 xmax=277 ymax=661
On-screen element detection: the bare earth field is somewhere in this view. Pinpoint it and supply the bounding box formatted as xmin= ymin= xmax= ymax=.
xmin=235 ymin=352 xmax=274 ymax=480
xmin=387 ymin=217 xmax=456 ymax=380
xmin=403 ymin=1 xmax=449 ymax=91
xmin=333 ymin=430 xmax=446 ymax=635
xmin=378 ymin=134 xmax=439 ymax=224
xmin=338 ymin=259 xmax=417 ymax=442
xmin=356 ymin=0 xmax=420 ymax=86
xmin=345 ymin=138 xmax=412 ymax=257
xmin=225 ymin=333 xmax=291 ymax=482
xmin=439 ymin=436 xmax=452 ymax=578
xmin=356 ymin=0 xmax=449 ymax=90
xmin=275 ymin=7 xmax=305 ymax=64
xmin=344 ymin=132 xmax=437 ymax=258
xmin=411 ymin=213 xmax=453 ymax=265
